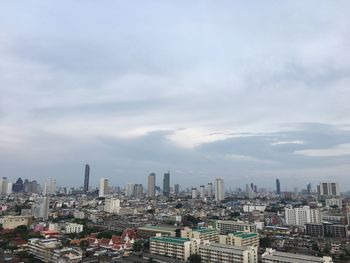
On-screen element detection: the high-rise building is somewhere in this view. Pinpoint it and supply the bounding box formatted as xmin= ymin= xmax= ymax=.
xmin=104 ymin=197 xmax=121 ymax=214
xmin=125 ymin=183 xmax=135 ymax=197
xmin=276 ymin=179 xmax=281 ymax=195
xmin=174 ymin=184 xmax=180 ymax=194
xmin=49 ymin=179 xmax=56 ymax=195
xmin=317 ymin=182 xmax=340 ymax=197
xmin=134 ymin=184 xmax=143 ymax=198
xmin=99 ymin=178 xmax=109 ymax=197
xmin=215 ymin=178 xmax=225 ymax=201
xmin=285 ymin=206 xmax=321 ymax=226
xmin=84 ymin=164 xmax=90 ymax=193
xmin=0 ymin=177 xmax=8 ymax=194
xmin=163 ymin=172 xmax=170 ymax=197
xmin=191 ymin=188 xmax=197 ymax=199
xmin=307 ymin=183 xmax=312 ymax=194
xmin=207 ymin=182 xmax=213 ymax=198
xmin=32 ymin=196 xmax=50 ymax=221
xmin=199 ymin=185 xmax=205 ymax=199
xmin=148 ymin=173 xmax=156 ymax=197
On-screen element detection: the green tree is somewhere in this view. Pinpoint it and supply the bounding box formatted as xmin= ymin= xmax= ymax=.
xmin=189 ymin=254 xmax=201 ymax=263
xmin=133 ymin=240 xmax=143 ymax=252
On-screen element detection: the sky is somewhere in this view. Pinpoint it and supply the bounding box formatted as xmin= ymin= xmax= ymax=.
xmin=0 ymin=1 xmax=350 ymax=191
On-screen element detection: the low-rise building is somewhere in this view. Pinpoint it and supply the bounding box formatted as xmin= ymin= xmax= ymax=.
xmin=262 ymin=248 xmax=333 ymax=263
xmin=216 ymin=220 xmax=257 ymax=234
xmin=149 ymin=235 xmax=198 ymax=261
xmin=28 ymin=238 xmax=62 ymax=263
xmin=199 ymin=243 xmax=258 ymax=263
xmin=138 ymin=224 xmax=181 ymax=238
xmin=2 ymin=215 xmax=32 ymax=230
xmin=219 ymin=232 xmax=259 ymax=247
xmin=64 ymin=223 xmax=84 ymax=234
xmin=181 ymin=227 xmax=219 ymax=243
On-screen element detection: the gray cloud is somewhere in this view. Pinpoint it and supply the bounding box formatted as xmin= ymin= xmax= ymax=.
xmin=0 ymin=1 xmax=350 ymax=190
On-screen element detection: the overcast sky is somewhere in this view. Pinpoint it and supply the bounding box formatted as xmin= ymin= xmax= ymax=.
xmin=1 ymin=1 xmax=350 ymax=191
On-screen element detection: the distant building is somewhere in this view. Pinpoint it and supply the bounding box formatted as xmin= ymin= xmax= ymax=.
xmin=133 ymin=184 xmax=143 ymax=198
xmin=0 ymin=177 xmax=8 ymax=194
xmin=181 ymin=228 xmax=219 ymax=243
xmin=163 ymin=172 xmax=170 ymax=197
xmin=191 ymin=188 xmax=197 ymax=199
xmin=99 ymin=178 xmax=109 ymax=197
xmin=2 ymin=216 xmax=32 ymax=230
xmin=307 ymin=183 xmax=312 ymax=194
xmin=317 ymin=182 xmax=340 ymax=197
xmin=174 ymin=184 xmax=180 ymax=194
xmin=207 ymin=182 xmax=213 ymax=198
xmin=125 ymin=183 xmax=135 ymax=197
xmin=148 ymin=173 xmax=156 ymax=197
xmin=32 ymin=196 xmax=50 ymax=221
xmin=262 ymin=248 xmax=333 ymax=263
xmin=215 ymin=178 xmax=224 ymax=201
xmin=276 ymin=179 xmax=281 ymax=195
xmin=64 ymin=223 xmax=84 ymax=234
xmin=199 ymin=185 xmax=205 ymax=199
xmin=84 ymin=164 xmax=90 ymax=193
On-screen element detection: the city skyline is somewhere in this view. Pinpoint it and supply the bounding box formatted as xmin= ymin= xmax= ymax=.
xmin=1 ymin=1 xmax=350 ymax=188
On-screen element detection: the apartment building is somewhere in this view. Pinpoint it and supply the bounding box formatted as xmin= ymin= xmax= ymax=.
xmin=149 ymin=236 xmax=199 ymax=261
xmin=285 ymin=206 xmax=321 ymax=226
xmin=219 ymin=232 xmax=259 ymax=247
xmin=216 ymin=220 xmax=257 ymax=234
xmin=2 ymin=215 xmax=32 ymax=230
xmin=262 ymin=248 xmax=333 ymax=263
xmin=181 ymin=227 xmax=219 ymax=243
xmin=28 ymin=238 xmax=62 ymax=262
xmin=199 ymin=243 xmax=258 ymax=263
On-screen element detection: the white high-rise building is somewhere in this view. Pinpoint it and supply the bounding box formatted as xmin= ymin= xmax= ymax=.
xmin=215 ymin=178 xmax=225 ymax=201
xmin=191 ymin=188 xmax=197 ymax=199
xmin=148 ymin=173 xmax=156 ymax=197
xmin=104 ymin=197 xmax=121 ymax=213
xmin=125 ymin=183 xmax=135 ymax=197
xmin=199 ymin=185 xmax=205 ymax=199
xmin=285 ymin=206 xmax=321 ymax=226
xmin=7 ymin=183 xmax=13 ymax=195
xmin=317 ymin=182 xmax=340 ymax=197
xmin=0 ymin=177 xmax=8 ymax=194
xmin=32 ymin=196 xmax=50 ymax=221
xmin=49 ymin=179 xmax=56 ymax=195
xmin=99 ymin=178 xmax=109 ymax=197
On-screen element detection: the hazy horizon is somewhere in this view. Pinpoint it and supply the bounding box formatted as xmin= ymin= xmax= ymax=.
xmin=1 ymin=1 xmax=350 ymax=190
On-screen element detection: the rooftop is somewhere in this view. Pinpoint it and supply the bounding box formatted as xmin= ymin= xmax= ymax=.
xmin=150 ymin=236 xmax=190 ymax=245
xmin=232 ymin=232 xmax=258 ymax=239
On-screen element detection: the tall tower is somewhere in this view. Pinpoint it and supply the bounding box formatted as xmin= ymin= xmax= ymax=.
xmin=163 ymin=172 xmax=170 ymax=197
xmin=99 ymin=178 xmax=109 ymax=197
xmin=214 ymin=178 xmax=224 ymax=201
xmin=207 ymin=182 xmax=213 ymax=198
xmin=84 ymin=164 xmax=90 ymax=193
xmin=276 ymin=179 xmax=281 ymax=195
xmin=148 ymin=173 xmax=156 ymax=197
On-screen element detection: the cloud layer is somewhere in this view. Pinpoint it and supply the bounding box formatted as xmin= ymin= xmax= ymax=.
xmin=0 ymin=1 xmax=350 ymax=190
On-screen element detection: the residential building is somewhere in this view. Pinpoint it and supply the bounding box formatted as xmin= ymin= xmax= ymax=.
xmin=207 ymin=182 xmax=213 ymax=198
xmin=191 ymin=188 xmax=197 ymax=199
xmin=285 ymin=206 xmax=321 ymax=226
xmin=181 ymin=228 xmax=219 ymax=243
xmin=262 ymin=248 xmax=333 ymax=263
xmin=104 ymin=197 xmax=121 ymax=213
xmin=219 ymin=232 xmax=259 ymax=247
xmin=148 ymin=173 xmax=156 ymax=197
xmin=99 ymin=178 xmax=109 ymax=197
xmin=199 ymin=243 xmax=258 ymax=263
xmin=2 ymin=216 xmax=32 ymax=230
xmin=64 ymin=223 xmax=83 ymax=234
xmin=317 ymin=182 xmax=340 ymax=197
xmin=215 ymin=178 xmax=225 ymax=201
xmin=216 ymin=220 xmax=257 ymax=234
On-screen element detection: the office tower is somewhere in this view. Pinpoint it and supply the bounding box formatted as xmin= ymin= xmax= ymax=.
xmin=0 ymin=177 xmax=8 ymax=194
xmin=7 ymin=183 xmax=12 ymax=195
xmin=163 ymin=172 xmax=170 ymax=197
xmin=307 ymin=183 xmax=312 ymax=194
xmin=104 ymin=197 xmax=121 ymax=214
xmin=99 ymin=178 xmax=109 ymax=197
xmin=84 ymin=164 xmax=90 ymax=193
xmin=199 ymin=185 xmax=205 ymax=199
xmin=191 ymin=188 xmax=197 ymax=199
xmin=317 ymin=182 xmax=340 ymax=197
xmin=215 ymin=178 xmax=225 ymax=201
xmin=207 ymin=182 xmax=213 ymax=198
xmin=276 ymin=179 xmax=281 ymax=195
xmin=148 ymin=173 xmax=156 ymax=197
xmin=174 ymin=184 xmax=180 ymax=195
xmin=134 ymin=184 xmax=143 ymax=198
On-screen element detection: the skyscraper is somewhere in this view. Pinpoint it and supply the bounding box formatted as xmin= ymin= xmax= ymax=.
xmin=84 ymin=164 xmax=90 ymax=193
xmin=99 ymin=178 xmax=109 ymax=197
xmin=317 ymin=182 xmax=340 ymax=197
xmin=307 ymin=183 xmax=312 ymax=194
xmin=207 ymin=182 xmax=213 ymax=198
xmin=199 ymin=185 xmax=205 ymax=199
xmin=276 ymin=179 xmax=281 ymax=195
xmin=125 ymin=183 xmax=135 ymax=197
xmin=215 ymin=178 xmax=225 ymax=201
xmin=163 ymin=172 xmax=170 ymax=197
xmin=148 ymin=173 xmax=156 ymax=197
xmin=174 ymin=184 xmax=180 ymax=194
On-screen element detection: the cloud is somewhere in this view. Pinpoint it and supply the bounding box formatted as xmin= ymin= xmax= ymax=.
xmin=295 ymin=143 xmax=350 ymax=157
